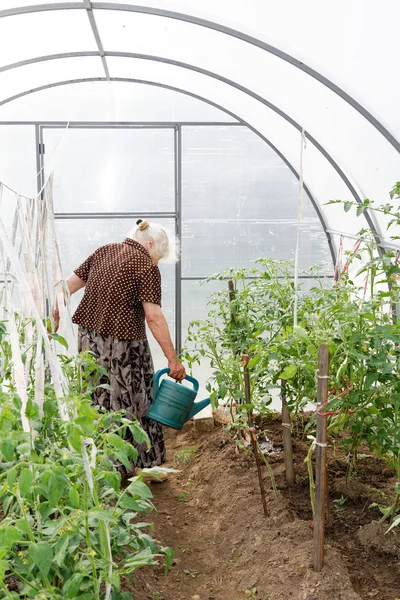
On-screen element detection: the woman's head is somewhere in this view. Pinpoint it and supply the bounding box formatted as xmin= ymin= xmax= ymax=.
xmin=130 ymin=219 xmax=180 ymax=264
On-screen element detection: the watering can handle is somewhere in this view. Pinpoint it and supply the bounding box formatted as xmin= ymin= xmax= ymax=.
xmin=153 ymin=368 xmax=200 ymax=396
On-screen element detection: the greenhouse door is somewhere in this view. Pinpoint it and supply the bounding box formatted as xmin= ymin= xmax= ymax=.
xmin=40 ymin=125 xmax=180 ymax=370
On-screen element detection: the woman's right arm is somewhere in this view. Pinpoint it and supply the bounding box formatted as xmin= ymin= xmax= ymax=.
xmin=143 ymin=302 xmax=186 ymax=381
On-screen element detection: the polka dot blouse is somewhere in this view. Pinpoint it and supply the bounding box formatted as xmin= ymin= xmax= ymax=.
xmin=72 ymin=238 xmax=162 ymax=340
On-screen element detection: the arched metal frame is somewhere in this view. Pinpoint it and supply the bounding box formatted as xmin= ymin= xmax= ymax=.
xmin=1 ymin=2 xmax=399 ymax=155
xmin=1 ymin=75 xmax=337 ymax=264
xmin=0 ymin=49 xmax=380 ymax=247
xmin=0 ymin=2 xmax=390 ymax=253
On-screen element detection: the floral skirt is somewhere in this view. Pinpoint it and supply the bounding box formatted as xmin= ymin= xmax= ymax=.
xmin=78 ymin=327 xmax=166 ymax=471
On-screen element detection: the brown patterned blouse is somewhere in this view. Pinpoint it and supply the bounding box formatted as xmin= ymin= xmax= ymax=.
xmin=72 ymin=238 xmax=162 ymax=340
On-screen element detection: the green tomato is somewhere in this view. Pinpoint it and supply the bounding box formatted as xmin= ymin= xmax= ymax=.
xmin=364 ymin=415 xmax=373 ymax=426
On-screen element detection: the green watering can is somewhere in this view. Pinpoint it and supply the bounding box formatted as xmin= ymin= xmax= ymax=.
xmin=147 ymin=368 xmax=211 ymax=430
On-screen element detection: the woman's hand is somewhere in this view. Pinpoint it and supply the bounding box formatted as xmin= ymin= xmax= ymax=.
xmin=144 ymin=303 xmax=186 ymax=381
xmin=52 ymin=304 xmax=60 ymax=332
xmin=168 ymin=358 xmax=186 ymax=381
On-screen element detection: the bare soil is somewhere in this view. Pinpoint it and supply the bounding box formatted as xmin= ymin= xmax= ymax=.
xmin=127 ymin=415 xmax=400 ymax=600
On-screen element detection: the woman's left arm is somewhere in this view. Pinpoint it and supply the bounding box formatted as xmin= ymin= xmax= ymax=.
xmin=52 ymin=273 xmax=86 ymax=331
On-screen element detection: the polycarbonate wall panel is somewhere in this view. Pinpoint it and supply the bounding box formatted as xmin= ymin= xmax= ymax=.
xmin=0 ymin=58 xmax=104 ymax=102
xmin=44 ymin=128 xmax=175 ymax=213
xmin=0 ymin=83 xmax=234 ymax=123
xmin=101 ymin=14 xmax=399 ymax=217
xmin=0 ymin=10 xmax=96 ymax=64
xmin=100 ymin=0 xmax=400 ymax=140
xmin=0 ymin=125 xmax=37 ymax=197
xmin=104 ymin=57 xmax=385 ymax=237
xmin=55 ymin=218 xmax=175 ymax=371
xmin=181 ymin=126 xmax=332 ymax=277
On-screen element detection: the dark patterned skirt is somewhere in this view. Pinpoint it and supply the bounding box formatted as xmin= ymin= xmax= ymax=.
xmin=78 ymin=326 xmax=166 ymax=471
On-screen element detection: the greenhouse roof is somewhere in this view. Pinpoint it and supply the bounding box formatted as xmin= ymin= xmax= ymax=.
xmin=0 ymin=1 xmax=399 ymax=251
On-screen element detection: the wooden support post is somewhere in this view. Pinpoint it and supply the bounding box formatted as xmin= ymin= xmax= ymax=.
xmin=228 ymin=279 xmax=234 ymax=308
xmin=281 ymin=380 xmax=295 ymax=485
xmin=313 ymin=344 xmax=329 ymax=572
xmin=242 ymin=354 xmax=269 ymax=517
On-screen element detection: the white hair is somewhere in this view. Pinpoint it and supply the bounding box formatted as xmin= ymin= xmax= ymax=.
xmin=129 ymin=220 xmax=180 ymax=263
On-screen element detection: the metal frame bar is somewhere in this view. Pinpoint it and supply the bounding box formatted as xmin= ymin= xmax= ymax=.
xmin=35 ymin=124 xmax=43 ymax=194
xmin=82 ymin=1 xmax=110 ymax=79
xmin=0 ymin=76 xmax=336 ymax=264
xmin=182 ymin=273 xmax=332 ymax=281
xmin=32 ymin=121 xmax=239 ymax=128
xmin=174 ymin=125 xmax=182 ymax=354
xmin=0 ymin=51 xmax=381 ymax=250
xmin=53 ymin=212 xmax=177 ymax=219
xmin=0 ymin=2 xmax=398 ymax=155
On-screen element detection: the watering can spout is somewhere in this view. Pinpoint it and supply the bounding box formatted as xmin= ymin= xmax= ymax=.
xmin=188 ymin=397 xmax=211 ymax=420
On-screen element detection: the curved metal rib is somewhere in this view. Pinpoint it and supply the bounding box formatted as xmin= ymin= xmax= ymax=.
xmin=0 ymin=74 xmax=336 ymax=263
xmin=0 ymin=2 xmax=398 ymax=155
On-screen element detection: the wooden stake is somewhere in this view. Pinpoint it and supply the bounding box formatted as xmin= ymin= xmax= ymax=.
xmin=242 ymin=354 xmax=269 ymax=517
xmin=313 ymin=344 xmax=329 ymax=572
xmin=228 ymin=279 xmax=235 ymax=308
xmin=281 ymin=380 xmax=295 ymax=485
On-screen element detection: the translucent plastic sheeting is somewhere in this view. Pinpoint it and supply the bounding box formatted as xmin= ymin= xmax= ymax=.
xmin=0 ymin=2 xmax=398 ymax=244
xmin=181 ymin=126 xmax=332 ymax=277
xmin=102 ymin=0 xmax=400 ymax=141
xmin=0 ymin=57 xmax=104 ymax=101
xmin=54 ymin=218 xmax=176 ymax=370
xmin=0 ymin=83 xmax=233 ymax=123
xmin=0 ymin=125 xmax=37 ymax=198
xmin=1 ymin=0 xmax=68 ymax=6
xmin=44 ymin=128 xmax=175 ymax=213
xmin=0 ymin=10 xmax=96 ymax=64
xmin=106 ymin=57 xmax=375 ymax=237
xmin=97 ymin=13 xmax=399 ymax=211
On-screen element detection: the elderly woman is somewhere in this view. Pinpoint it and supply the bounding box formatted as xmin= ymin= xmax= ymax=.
xmin=54 ymin=219 xmax=186 ymax=474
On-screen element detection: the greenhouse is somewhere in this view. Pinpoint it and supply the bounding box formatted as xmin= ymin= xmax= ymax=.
xmin=0 ymin=1 xmax=399 ymax=599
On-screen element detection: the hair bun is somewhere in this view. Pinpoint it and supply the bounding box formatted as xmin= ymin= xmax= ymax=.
xmin=137 ymin=219 xmax=150 ymax=231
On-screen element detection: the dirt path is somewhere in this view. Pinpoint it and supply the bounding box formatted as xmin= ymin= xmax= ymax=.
xmin=127 ymin=418 xmax=400 ymax=600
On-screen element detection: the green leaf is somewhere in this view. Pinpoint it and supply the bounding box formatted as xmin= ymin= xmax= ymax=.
xmin=68 ymin=487 xmax=80 ymax=509
xmin=127 ymin=478 xmax=153 ymax=500
xmin=119 ymin=496 xmax=142 ymax=511
xmin=49 ymin=332 xmax=68 ymax=349
xmin=14 ymin=519 xmax=32 ymax=536
xmin=28 ymin=542 xmax=53 ymax=579
xmin=7 ymin=467 xmax=17 ymax=488
xmin=356 ymin=204 xmax=367 ymax=216
xmin=0 ymin=438 xmax=15 ymax=461
xmin=128 ymin=421 xmax=151 ymax=449
xmin=18 ymin=468 xmax=33 ymax=498
xmin=163 ymin=546 xmax=174 ymax=575
xmin=107 ymin=433 xmax=126 ymax=453
xmin=278 ymin=364 xmax=298 ymax=380
xmin=75 ymin=415 xmax=95 ymax=436
xmin=385 ymin=514 xmax=400 ymax=533
xmin=64 ymin=573 xmax=83 ymax=598
xmin=48 ymin=472 xmax=66 ymax=508
xmin=96 ymin=383 xmax=113 ymax=391
xmin=54 ymin=535 xmax=70 ymax=568
xmin=88 ymin=508 xmax=116 ymax=522
xmin=68 ymin=425 xmax=83 ymax=453
xmin=344 ymin=201 xmax=353 ymax=213
xmin=0 ymin=526 xmax=23 ymax=550
xmin=364 ymin=372 xmax=380 ymax=389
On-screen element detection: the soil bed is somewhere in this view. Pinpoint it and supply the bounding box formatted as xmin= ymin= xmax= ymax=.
xmin=128 ymin=414 xmax=399 ymax=600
